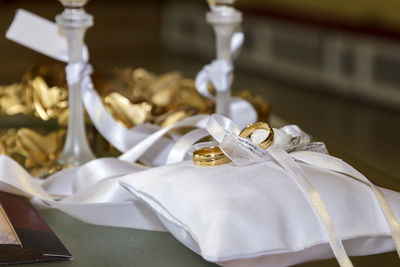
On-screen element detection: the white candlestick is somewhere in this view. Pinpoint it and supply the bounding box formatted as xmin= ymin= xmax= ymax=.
xmin=56 ymin=0 xmax=95 ymax=166
xmin=206 ymin=0 xmax=242 ymax=117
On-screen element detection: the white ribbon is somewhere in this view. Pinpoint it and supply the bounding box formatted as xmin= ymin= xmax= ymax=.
xmin=267 ymin=147 xmax=353 ymax=267
xmin=231 ymin=31 xmax=244 ymax=59
xmin=69 ymin=62 xmax=175 ymax=165
xmin=195 ymin=26 xmax=257 ymax=129
xmin=196 ymin=60 xmax=233 ymax=96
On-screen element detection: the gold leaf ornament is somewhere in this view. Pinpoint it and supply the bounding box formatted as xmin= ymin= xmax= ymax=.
xmin=30 ymin=77 xmax=68 ymax=121
xmin=16 ymin=128 xmax=61 ymax=165
xmin=0 ymin=84 xmax=31 ymax=116
xmin=105 ymin=92 xmax=152 ymax=128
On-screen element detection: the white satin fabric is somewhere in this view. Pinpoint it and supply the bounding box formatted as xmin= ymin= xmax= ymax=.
xmin=119 ymin=158 xmax=400 ymax=267
xmin=0 ymin=114 xmax=398 ymax=267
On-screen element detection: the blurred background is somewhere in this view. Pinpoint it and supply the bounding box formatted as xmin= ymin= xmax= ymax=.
xmin=0 ymin=0 xmax=399 ymax=188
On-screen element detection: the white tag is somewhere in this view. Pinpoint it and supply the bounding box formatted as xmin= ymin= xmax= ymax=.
xmin=6 ymin=9 xmax=88 ymax=63
xmin=6 ymin=9 xmax=68 ymax=62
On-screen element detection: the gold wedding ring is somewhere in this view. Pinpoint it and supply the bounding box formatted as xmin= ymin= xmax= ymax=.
xmin=192 ymin=146 xmax=231 ymax=167
xmin=192 ymin=121 xmax=274 ymax=167
xmin=239 ymin=122 xmax=274 ymax=149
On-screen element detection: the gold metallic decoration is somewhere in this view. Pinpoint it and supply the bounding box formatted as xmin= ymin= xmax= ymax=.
xmin=0 ymin=84 xmax=31 ymax=116
xmin=239 ymin=122 xmax=274 ymax=149
xmin=0 ymin=128 xmax=65 ymax=177
xmin=30 ymin=77 xmax=68 ymax=121
xmin=104 ymin=92 xmax=152 ymax=128
xmin=16 ymin=128 xmax=61 ymax=165
xmin=192 ymin=146 xmax=231 ymax=167
xmin=0 ymin=62 xmax=270 ymax=175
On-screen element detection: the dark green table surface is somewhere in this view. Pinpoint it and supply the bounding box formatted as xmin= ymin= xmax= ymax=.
xmin=28 ymin=210 xmax=217 ymax=267
xmin=10 ymin=209 xmax=397 ymax=267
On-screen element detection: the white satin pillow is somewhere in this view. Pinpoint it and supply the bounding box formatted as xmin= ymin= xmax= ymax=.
xmin=120 ymin=153 xmax=400 ymax=267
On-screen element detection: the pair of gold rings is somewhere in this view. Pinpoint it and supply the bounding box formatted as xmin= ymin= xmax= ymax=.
xmin=192 ymin=122 xmax=274 ymax=167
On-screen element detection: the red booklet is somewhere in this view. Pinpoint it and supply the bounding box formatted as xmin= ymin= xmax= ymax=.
xmin=0 ymin=191 xmax=72 ymax=265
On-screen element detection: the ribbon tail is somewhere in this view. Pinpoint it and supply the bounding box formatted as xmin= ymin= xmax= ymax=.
xmin=231 ymin=31 xmax=244 ymax=59
xmin=372 ymin=185 xmax=400 ymax=258
xmin=166 ymin=128 xmax=209 ymax=165
xmin=291 ymin=151 xmax=400 ymax=258
xmin=267 ymin=146 xmax=353 ymax=267
xmin=119 ymin=115 xmax=210 ymax=162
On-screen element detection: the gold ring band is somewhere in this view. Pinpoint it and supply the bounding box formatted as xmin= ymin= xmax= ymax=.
xmin=239 ymin=122 xmax=274 ymax=149
xmin=192 ymin=146 xmax=231 ymax=167
xmin=192 ymin=122 xmax=274 ymax=167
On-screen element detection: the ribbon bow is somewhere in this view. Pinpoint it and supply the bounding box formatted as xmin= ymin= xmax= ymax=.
xmin=196 ymin=60 xmax=233 ymax=97
xmin=195 ymin=28 xmax=243 ymax=98
xmin=194 ymin=27 xmax=256 ymax=129
xmin=203 ymin=115 xmax=327 ymax=165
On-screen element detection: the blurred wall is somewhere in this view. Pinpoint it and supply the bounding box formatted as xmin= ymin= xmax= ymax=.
xmin=238 ymin=0 xmax=400 ymax=31
xmin=162 ymin=0 xmax=400 ymax=110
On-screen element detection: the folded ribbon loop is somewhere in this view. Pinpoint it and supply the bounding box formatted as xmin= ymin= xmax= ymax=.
xmin=194 ymin=24 xmax=257 ymax=128
xmin=231 ymin=31 xmax=244 ymax=59
xmin=195 ymin=59 xmax=233 ymax=98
